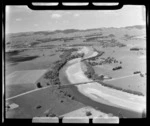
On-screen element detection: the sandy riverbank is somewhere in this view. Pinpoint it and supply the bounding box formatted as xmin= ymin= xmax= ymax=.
xmin=59 ymin=62 xmax=143 ymax=118
xmin=65 ymin=47 xmax=146 ymax=116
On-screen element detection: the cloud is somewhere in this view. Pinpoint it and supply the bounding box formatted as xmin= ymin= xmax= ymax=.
xmin=51 ymin=13 xmax=62 ymax=19
xmin=34 ymin=24 xmax=39 ymax=27
xmin=62 ymin=20 xmax=69 ymax=23
xmin=74 ymin=13 xmax=80 ymax=17
xmin=15 ymin=18 xmax=22 ymax=21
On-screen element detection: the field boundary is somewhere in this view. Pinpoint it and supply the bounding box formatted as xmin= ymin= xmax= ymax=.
xmin=6 ymin=85 xmax=53 ymax=101
xmin=103 ymin=74 xmax=140 ymax=82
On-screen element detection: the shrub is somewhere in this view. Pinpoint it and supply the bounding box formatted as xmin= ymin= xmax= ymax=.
xmin=37 ymin=82 xmax=42 ymax=88
xmin=130 ymin=47 xmax=140 ymax=51
xmin=112 ymin=66 xmax=122 ymax=71
xmin=118 ymin=111 xmax=124 ymax=118
xmin=36 ymin=105 xmax=42 ymax=109
xmin=67 ymin=94 xmax=71 ymax=97
xmin=142 ymin=109 xmax=146 ymax=118
xmin=72 ymin=96 xmax=75 ymax=100
xmin=47 ymin=83 xmax=50 ymax=86
xmin=86 ymin=111 xmax=92 ymax=116
xmin=49 ymin=113 xmax=56 ymax=117
xmin=133 ymin=71 xmax=141 ymax=74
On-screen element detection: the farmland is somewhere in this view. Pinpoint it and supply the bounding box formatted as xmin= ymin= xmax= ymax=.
xmin=5 ymin=25 xmax=146 ymax=119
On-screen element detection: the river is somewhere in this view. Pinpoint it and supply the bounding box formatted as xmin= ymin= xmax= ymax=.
xmin=59 ymin=47 xmax=146 ymax=118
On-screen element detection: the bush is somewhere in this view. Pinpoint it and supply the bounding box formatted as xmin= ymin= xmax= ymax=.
xmin=72 ymin=96 xmax=75 ymax=100
xmin=118 ymin=111 xmax=124 ymax=118
xmin=86 ymin=111 xmax=92 ymax=116
xmin=142 ymin=109 xmax=146 ymax=118
xmin=36 ymin=105 xmax=42 ymax=109
xmin=112 ymin=66 xmax=122 ymax=71
xmin=133 ymin=71 xmax=141 ymax=74
xmin=47 ymin=83 xmax=50 ymax=86
xmin=67 ymin=94 xmax=71 ymax=97
xmin=37 ymin=82 xmax=42 ymax=88
xmin=130 ymin=47 xmax=140 ymax=51
xmin=49 ymin=113 xmax=56 ymax=117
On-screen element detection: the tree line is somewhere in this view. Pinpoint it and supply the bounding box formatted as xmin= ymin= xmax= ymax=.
xmin=83 ymin=60 xmax=144 ymax=96
xmin=44 ymin=48 xmax=84 ymax=86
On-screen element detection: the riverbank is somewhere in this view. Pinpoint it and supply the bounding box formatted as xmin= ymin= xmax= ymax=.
xmin=59 ymin=61 xmax=142 ymax=118
xmin=63 ymin=47 xmax=146 ymax=118
xmin=60 ymin=56 xmax=144 ymax=117
xmin=82 ymin=60 xmax=145 ymax=96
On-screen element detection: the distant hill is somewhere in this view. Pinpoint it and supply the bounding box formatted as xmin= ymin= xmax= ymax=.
xmin=125 ymin=25 xmax=145 ymax=30
xmin=7 ymin=25 xmax=145 ymax=37
xmin=7 ymin=29 xmax=81 ymax=37
xmin=5 ymin=25 xmax=146 ymax=49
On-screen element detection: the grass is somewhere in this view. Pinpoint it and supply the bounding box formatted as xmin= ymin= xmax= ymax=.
xmin=6 ymin=83 xmax=36 ymax=98
xmin=6 ymin=56 xmax=39 ymax=63
xmin=103 ymin=75 xmax=146 ymax=96
xmin=6 ymin=86 xmax=85 ymax=118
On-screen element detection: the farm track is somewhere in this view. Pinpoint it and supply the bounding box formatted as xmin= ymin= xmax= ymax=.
xmin=103 ymin=74 xmax=141 ymax=82
xmin=6 ymin=86 xmax=53 ymax=100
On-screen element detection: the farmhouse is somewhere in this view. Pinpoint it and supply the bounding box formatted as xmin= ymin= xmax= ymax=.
xmin=6 ymin=103 xmax=19 ymax=111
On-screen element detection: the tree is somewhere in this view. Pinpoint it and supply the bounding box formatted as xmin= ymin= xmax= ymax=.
xmin=118 ymin=111 xmax=124 ymax=118
xmin=142 ymin=109 xmax=146 ymax=118
xmin=37 ymin=82 xmax=42 ymax=88
xmin=86 ymin=111 xmax=92 ymax=116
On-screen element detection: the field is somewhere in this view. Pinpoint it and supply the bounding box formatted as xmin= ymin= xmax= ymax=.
xmin=60 ymin=106 xmax=116 ymax=119
xmin=6 ymin=69 xmax=48 ymax=85
xmin=6 ymin=86 xmax=85 ymax=118
xmin=6 ymin=83 xmax=36 ymax=99
xmin=5 ymin=25 xmax=146 ymax=119
xmin=6 ymin=69 xmax=49 ymax=98
xmin=104 ymin=75 xmax=146 ymax=96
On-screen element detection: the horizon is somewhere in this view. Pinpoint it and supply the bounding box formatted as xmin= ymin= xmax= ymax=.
xmin=6 ymin=24 xmax=146 ymax=35
xmin=6 ymin=5 xmax=146 ymax=34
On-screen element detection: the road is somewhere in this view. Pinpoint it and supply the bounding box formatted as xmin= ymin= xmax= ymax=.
xmin=6 ymin=85 xmax=53 ymax=101
xmin=103 ymin=74 xmax=140 ymax=82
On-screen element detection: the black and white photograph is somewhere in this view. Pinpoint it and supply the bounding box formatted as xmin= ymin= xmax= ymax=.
xmin=4 ymin=3 xmax=146 ymax=123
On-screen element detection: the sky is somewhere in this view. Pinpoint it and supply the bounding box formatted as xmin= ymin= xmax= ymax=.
xmin=5 ymin=5 xmax=146 ymax=34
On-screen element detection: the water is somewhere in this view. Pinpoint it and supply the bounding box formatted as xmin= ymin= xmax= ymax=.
xmin=59 ymin=60 xmax=142 ymax=118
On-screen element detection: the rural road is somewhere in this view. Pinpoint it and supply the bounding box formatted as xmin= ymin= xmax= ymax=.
xmin=6 ymin=85 xmax=53 ymax=100
xmin=65 ymin=46 xmax=146 ymax=114
xmin=103 ymin=74 xmax=141 ymax=82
